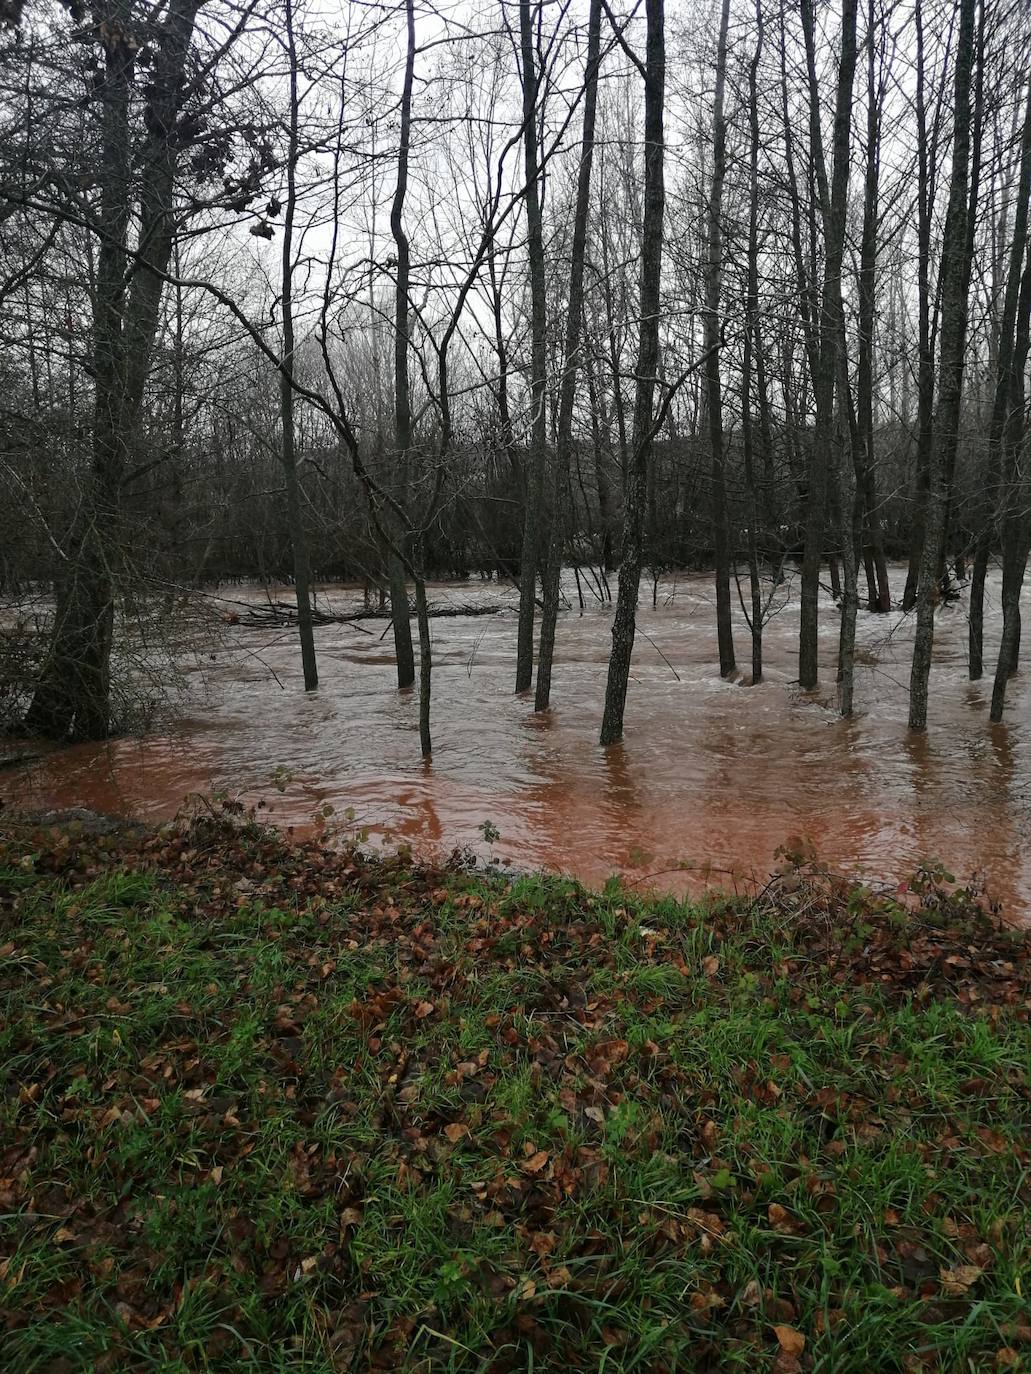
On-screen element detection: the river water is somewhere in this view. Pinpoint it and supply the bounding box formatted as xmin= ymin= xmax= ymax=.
xmin=3 ymin=566 xmax=1030 ymax=920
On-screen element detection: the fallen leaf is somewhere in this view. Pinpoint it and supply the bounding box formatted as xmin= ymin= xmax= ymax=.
xmin=773 ymin=1325 xmax=805 ymax=1356
xmin=739 ymin=1278 xmax=763 ymax=1308
xmin=940 ymin=1265 xmax=983 ymax=1295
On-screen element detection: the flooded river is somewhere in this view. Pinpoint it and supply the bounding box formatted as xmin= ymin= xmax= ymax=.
xmin=3 ymin=566 xmax=1030 ymax=919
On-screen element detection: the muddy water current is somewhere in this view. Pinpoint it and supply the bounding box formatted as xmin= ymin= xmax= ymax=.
xmin=4 ymin=566 xmax=1030 ymax=920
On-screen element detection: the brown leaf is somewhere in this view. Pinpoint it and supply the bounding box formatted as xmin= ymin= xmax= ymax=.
xmin=522 ymin=1150 xmax=549 ymax=1175
xmin=773 ymin=1325 xmax=805 ymax=1356
xmin=768 ymin=1202 xmax=799 ymax=1233
xmin=939 ymin=1264 xmax=983 ymax=1295
xmin=414 ymin=1001 xmax=435 ymax=1020
xmin=443 ymin=1122 xmax=469 ymax=1143
xmin=739 ymin=1278 xmax=763 ymax=1308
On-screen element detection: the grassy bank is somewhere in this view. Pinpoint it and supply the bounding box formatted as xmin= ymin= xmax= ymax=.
xmin=0 ymin=812 xmax=1029 ymax=1372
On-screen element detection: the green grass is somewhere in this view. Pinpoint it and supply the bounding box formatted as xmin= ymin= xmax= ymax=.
xmin=0 ymin=816 xmax=1028 ymax=1372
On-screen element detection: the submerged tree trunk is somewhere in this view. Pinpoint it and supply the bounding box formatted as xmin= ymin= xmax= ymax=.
xmin=908 ymin=0 xmax=976 ymax=731
xmin=388 ymin=542 xmax=414 ymax=689
xmin=902 ymin=0 xmax=938 ymax=613
xmin=855 ymin=0 xmax=890 ymax=615
xmin=704 ymin=0 xmax=735 ymax=679
xmin=741 ymin=0 xmax=766 ymax=683
xmin=600 ymin=0 xmax=665 ymax=745
xmin=988 ymin=234 xmax=1031 ymax=719
xmin=535 ymin=0 xmax=602 ymax=711
xmin=970 ymin=85 xmax=1031 ymax=680
xmin=413 ymin=537 xmax=433 ymax=754
xmin=280 ymin=0 xmax=317 ymax=691
xmin=586 ymin=351 xmax=617 ymax=573
xmin=388 ymin=0 xmax=417 ymax=691
xmin=26 ymin=0 xmax=201 ymax=739
xmin=514 ymin=0 xmax=549 ymax=693
xmin=797 ymin=0 xmax=857 ymax=693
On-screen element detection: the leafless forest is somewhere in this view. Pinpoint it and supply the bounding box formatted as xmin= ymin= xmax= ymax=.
xmin=2 ymin=0 xmax=1029 ymax=754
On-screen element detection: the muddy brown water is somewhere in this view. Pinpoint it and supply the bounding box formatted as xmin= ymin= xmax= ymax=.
xmin=3 ymin=566 xmax=1029 ymax=921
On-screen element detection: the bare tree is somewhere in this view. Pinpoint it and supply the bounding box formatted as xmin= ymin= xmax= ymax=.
xmin=534 ymin=0 xmax=603 ymax=712
xmin=797 ymin=0 xmax=857 ymax=696
xmin=279 ymin=0 xmax=318 ymax=691
xmin=25 ymin=0 xmax=203 ymax=739
xmin=908 ymin=0 xmax=978 ymax=731
xmin=703 ymin=0 xmax=735 ymax=680
xmin=599 ymin=0 xmax=664 ymax=746
xmin=514 ymin=0 xmax=549 ymax=695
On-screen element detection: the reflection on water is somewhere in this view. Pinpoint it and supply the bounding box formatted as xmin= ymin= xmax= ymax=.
xmin=3 ymin=566 xmax=1029 ymax=921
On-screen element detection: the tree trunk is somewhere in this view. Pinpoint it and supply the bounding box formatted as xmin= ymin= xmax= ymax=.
xmin=970 ymin=85 xmax=1031 ymax=679
xmin=988 ymin=235 xmax=1031 ymax=719
xmin=535 ymin=0 xmax=602 ymax=711
xmin=797 ymin=0 xmax=858 ymax=692
xmin=902 ymin=0 xmax=938 ymax=613
xmin=704 ymin=0 xmax=735 ymax=679
xmin=741 ymin=0 xmax=765 ymax=683
xmin=514 ymin=0 xmax=549 ymax=693
xmin=280 ymin=0 xmax=318 ymax=692
xmin=600 ymin=0 xmax=664 ymax=745
xmin=388 ymin=0 xmax=417 ymax=691
xmin=414 ymin=537 xmax=433 ymax=754
xmin=26 ymin=0 xmax=201 ymax=739
xmin=586 ymin=350 xmax=617 ymax=574
xmin=855 ymin=0 xmax=890 ymax=615
xmin=908 ymin=0 xmax=977 ymax=731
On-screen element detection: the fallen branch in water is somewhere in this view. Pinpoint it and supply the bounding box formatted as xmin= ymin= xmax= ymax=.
xmin=226 ymin=600 xmax=506 ymax=628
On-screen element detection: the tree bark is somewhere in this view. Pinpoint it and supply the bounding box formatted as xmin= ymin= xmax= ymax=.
xmin=797 ymin=0 xmax=858 ymax=694
xmin=970 ymin=84 xmax=1031 ymax=679
xmin=535 ymin=0 xmax=602 ymax=711
xmin=908 ymin=0 xmax=977 ymax=731
xmin=855 ymin=0 xmax=890 ymax=615
xmin=280 ymin=0 xmax=318 ymax=692
xmin=741 ymin=0 xmax=766 ymax=683
xmin=989 ymin=233 xmax=1031 ymax=719
xmin=703 ymin=0 xmax=735 ymax=679
xmin=26 ymin=0 xmax=201 ymax=739
xmin=600 ymin=0 xmax=664 ymax=745
xmin=388 ymin=0 xmax=417 ymax=690
xmin=514 ymin=0 xmax=549 ymax=693
xmin=902 ymin=0 xmax=939 ymax=612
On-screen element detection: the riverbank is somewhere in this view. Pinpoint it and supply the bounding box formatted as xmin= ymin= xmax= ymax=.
xmin=1 ymin=811 xmax=1029 ymax=1371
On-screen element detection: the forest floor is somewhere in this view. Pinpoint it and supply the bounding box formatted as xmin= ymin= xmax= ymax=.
xmin=0 ymin=808 xmax=1029 ymax=1373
